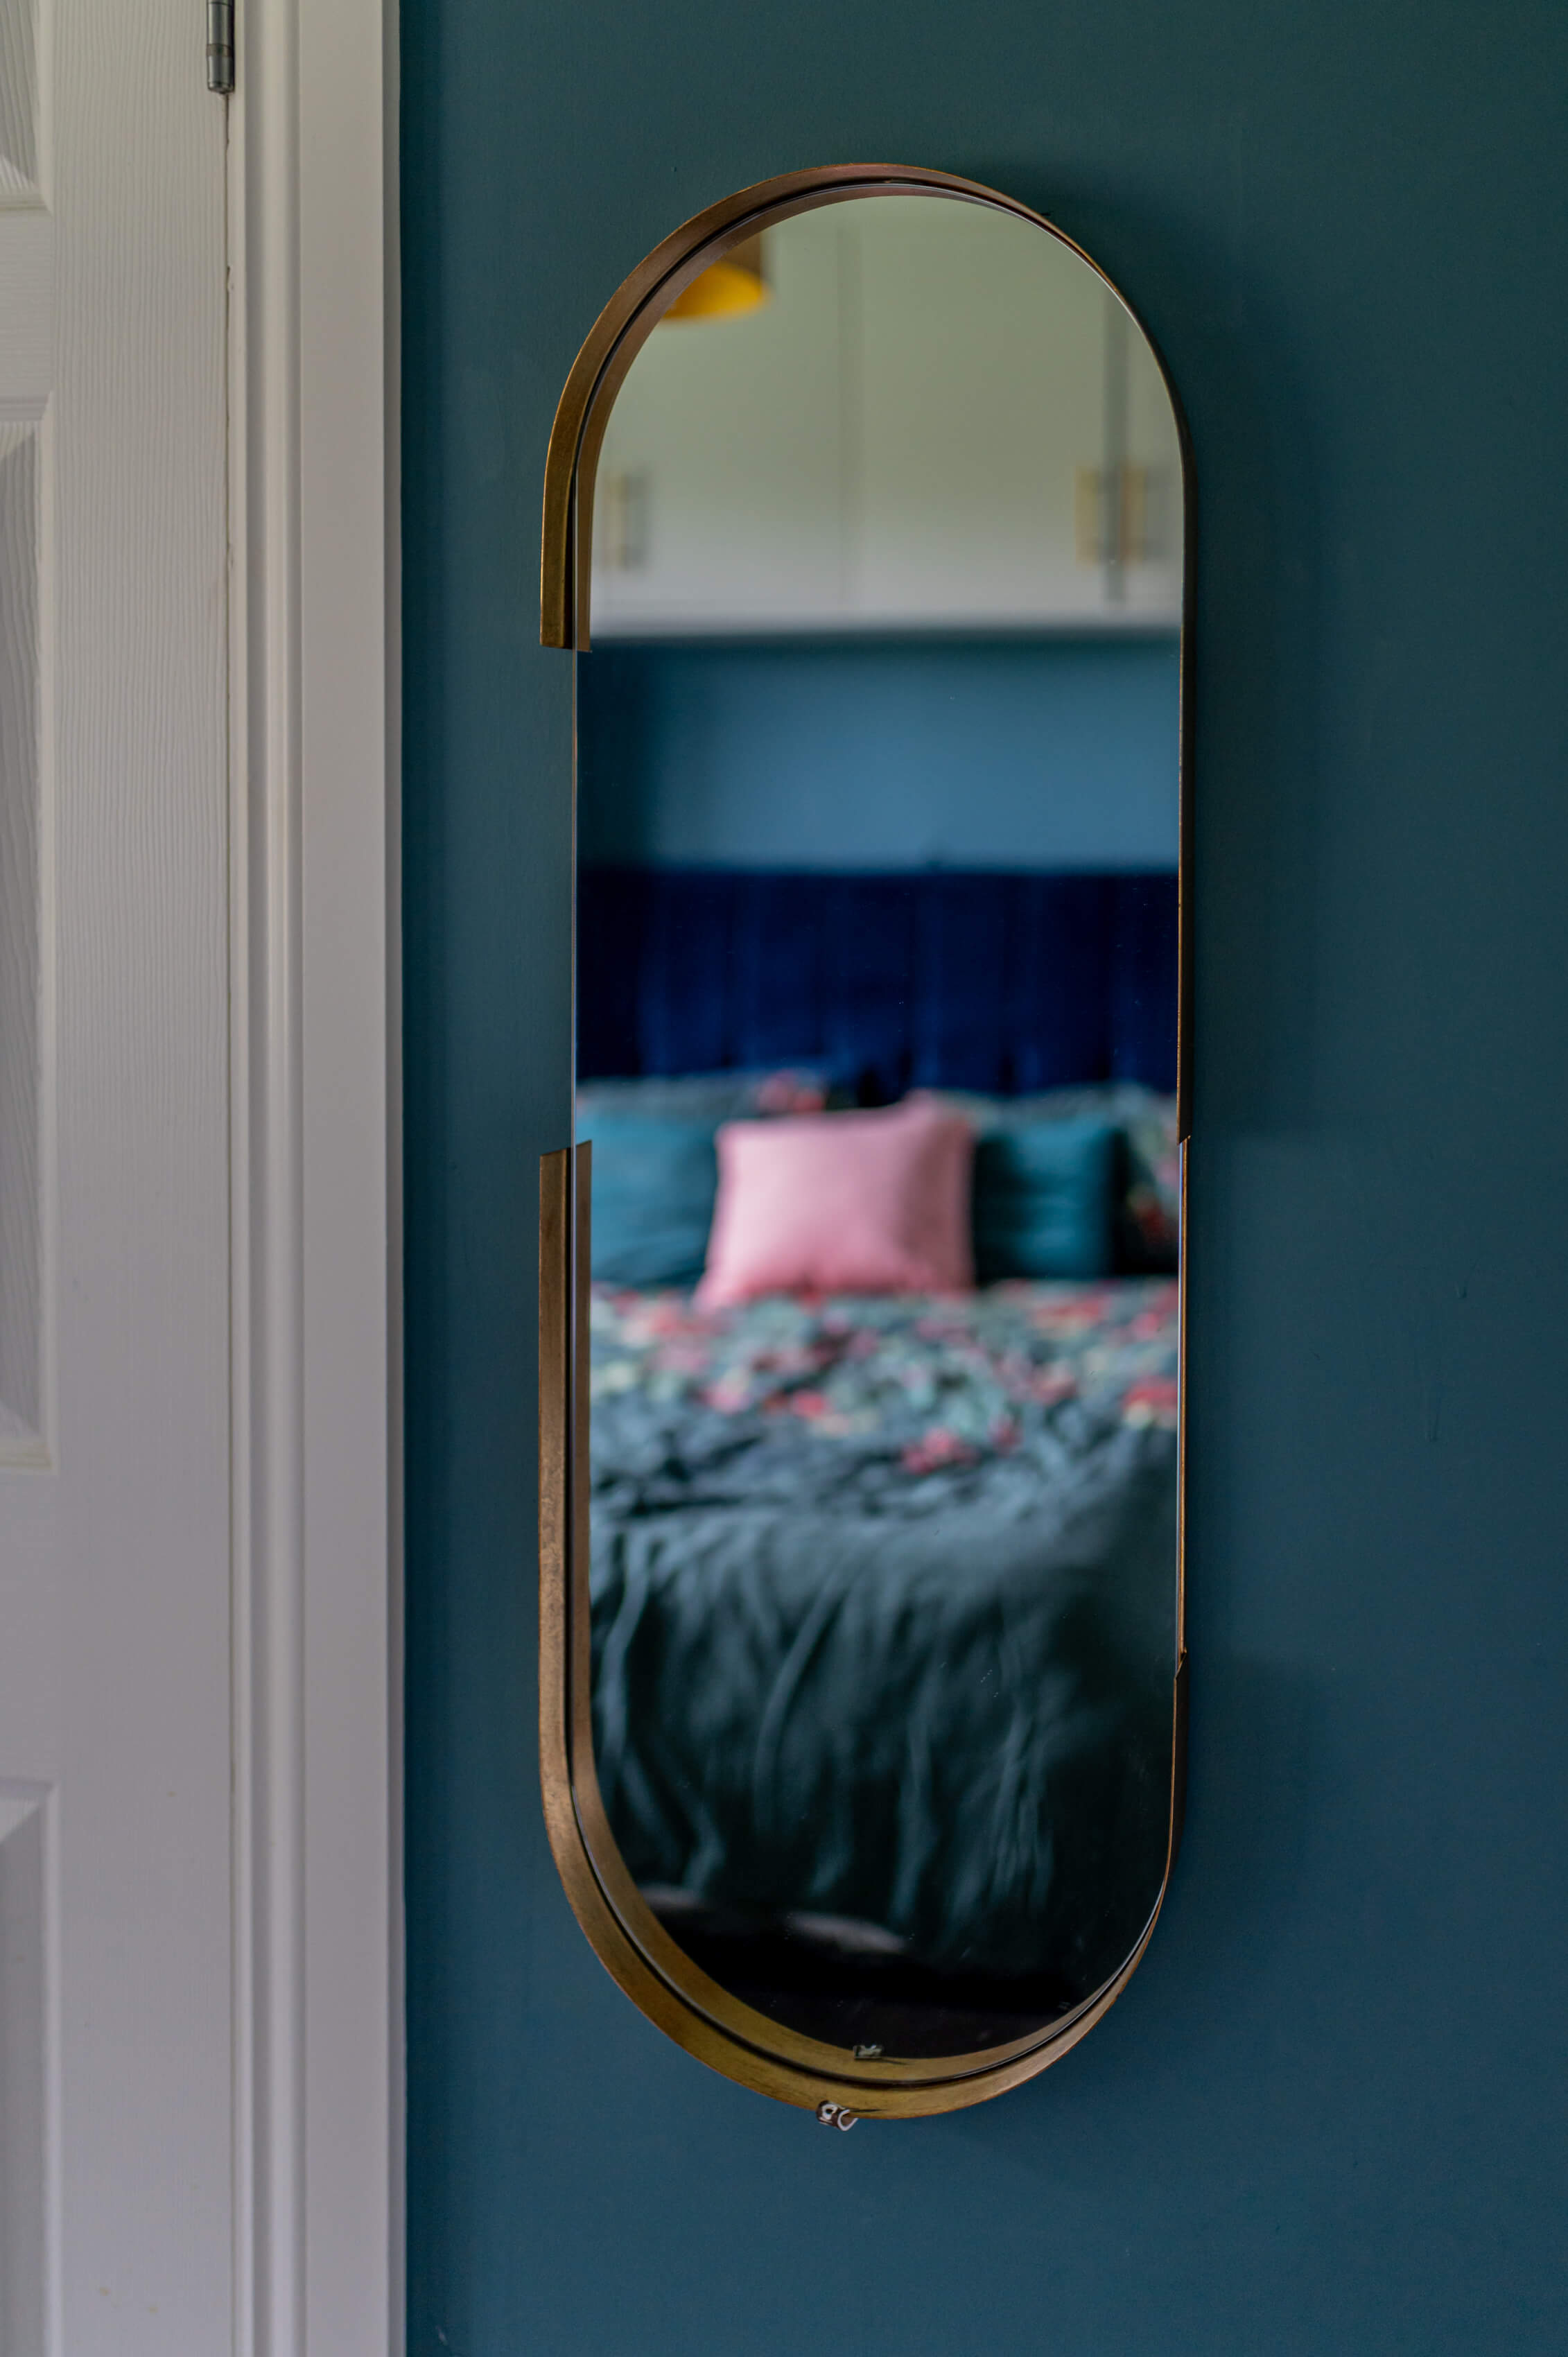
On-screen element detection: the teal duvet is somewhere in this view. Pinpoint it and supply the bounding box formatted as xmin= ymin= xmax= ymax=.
xmin=589 ymin=1279 xmax=1179 ymax=1998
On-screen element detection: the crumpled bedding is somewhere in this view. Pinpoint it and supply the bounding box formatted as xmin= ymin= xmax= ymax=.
xmin=588 ymin=1279 xmax=1179 ymax=1994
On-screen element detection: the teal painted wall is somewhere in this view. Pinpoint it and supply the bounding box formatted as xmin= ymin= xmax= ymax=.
xmin=577 ymin=636 xmax=1183 ymax=870
xmin=401 ymin=6 xmax=1568 ymax=2351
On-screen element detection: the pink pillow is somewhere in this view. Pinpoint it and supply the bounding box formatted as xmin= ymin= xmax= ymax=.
xmin=695 ymin=1099 xmax=975 ymax=1307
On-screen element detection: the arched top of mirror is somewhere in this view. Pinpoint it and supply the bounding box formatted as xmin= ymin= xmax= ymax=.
xmin=541 ymin=166 xmax=1190 ymax=652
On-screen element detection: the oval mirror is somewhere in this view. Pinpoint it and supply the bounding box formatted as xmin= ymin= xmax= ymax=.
xmin=539 ymin=166 xmax=1190 ymax=2118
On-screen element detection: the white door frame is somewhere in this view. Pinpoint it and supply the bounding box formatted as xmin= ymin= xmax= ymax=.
xmin=229 ymin=2 xmax=401 ymax=2349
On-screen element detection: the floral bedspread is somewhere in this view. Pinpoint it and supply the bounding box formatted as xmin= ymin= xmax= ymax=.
xmin=590 ymin=1278 xmax=1178 ymax=1493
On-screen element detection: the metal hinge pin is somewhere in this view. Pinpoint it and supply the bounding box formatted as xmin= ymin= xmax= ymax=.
xmin=207 ymin=0 xmax=235 ymax=94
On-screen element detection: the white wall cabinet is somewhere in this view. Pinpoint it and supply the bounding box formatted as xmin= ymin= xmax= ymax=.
xmin=591 ymin=196 xmax=1183 ymax=637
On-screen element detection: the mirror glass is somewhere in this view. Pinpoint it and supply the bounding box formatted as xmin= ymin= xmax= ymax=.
xmin=573 ymin=193 xmax=1183 ymax=2063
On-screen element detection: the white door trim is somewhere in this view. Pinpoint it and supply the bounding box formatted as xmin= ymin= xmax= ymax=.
xmin=229 ymin=3 xmax=401 ymax=2350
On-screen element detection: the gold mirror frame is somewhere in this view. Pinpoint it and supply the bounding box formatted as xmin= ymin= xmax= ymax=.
xmin=539 ymin=165 xmax=1194 ymax=2117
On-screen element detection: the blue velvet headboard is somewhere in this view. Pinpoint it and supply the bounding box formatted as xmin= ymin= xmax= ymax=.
xmin=578 ymin=867 xmax=1178 ymax=1099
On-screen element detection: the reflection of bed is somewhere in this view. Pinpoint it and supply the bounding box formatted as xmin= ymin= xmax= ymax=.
xmin=578 ymin=860 xmax=1181 ymax=2044
xmin=588 ymin=1276 xmax=1178 ymax=2019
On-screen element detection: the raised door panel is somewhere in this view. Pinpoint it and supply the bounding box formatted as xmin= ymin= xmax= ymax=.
xmin=0 ymin=1 xmax=232 ymax=2347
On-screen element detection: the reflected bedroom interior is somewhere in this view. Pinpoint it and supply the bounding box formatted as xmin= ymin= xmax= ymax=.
xmin=570 ymin=193 xmax=1185 ymax=2067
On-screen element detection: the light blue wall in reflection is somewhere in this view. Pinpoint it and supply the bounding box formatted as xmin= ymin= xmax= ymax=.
xmin=577 ymin=635 xmax=1181 ymax=869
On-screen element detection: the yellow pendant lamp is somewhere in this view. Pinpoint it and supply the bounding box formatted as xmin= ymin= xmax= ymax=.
xmin=662 ymin=232 xmax=769 ymax=321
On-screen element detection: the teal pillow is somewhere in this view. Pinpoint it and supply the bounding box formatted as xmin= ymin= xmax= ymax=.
xmin=582 ymin=1115 xmax=718 ymax=1289
xmin=973 ymin=1117 xmax=1117 ymax=1282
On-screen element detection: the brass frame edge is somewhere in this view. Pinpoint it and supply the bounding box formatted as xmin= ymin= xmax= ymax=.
xmin=537 ymin=164 xmax=1195 ymax=2114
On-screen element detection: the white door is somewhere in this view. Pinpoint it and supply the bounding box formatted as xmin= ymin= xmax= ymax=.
xmin=0 ymin=2 xmax=233 ymax=2349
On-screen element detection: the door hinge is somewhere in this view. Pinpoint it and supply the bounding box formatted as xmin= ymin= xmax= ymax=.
xmin=207 ymin=0 xmax=235 ymax=94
